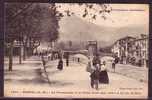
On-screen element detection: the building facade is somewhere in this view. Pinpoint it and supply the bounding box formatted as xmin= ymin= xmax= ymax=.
xmin=131 ymin=35 xmax=148 ymax=67
xmin=111 ymin=36 xmax=136 ymax=64
xmin=111 ymin=35 xmax=148 ymax=67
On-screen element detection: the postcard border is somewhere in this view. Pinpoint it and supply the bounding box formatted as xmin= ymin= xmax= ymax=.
xmin=0 ymin=0 xmax=4 ymax=98
xmin=0 ymin=0 xmax=152 ymax=100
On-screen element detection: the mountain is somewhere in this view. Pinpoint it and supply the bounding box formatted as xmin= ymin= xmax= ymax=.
xmin=58 ymin=15 xmax=148 ymax=48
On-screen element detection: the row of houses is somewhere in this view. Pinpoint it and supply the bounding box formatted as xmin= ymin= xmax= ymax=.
xmin=111 ymin=34 xmax=148 ymax=68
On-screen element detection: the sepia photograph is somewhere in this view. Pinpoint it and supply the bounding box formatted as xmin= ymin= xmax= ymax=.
xmin=4 ymin=3 xmax=149 ymax=98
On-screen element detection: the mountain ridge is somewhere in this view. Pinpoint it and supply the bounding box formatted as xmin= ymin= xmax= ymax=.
xmin=58 ymin=15 xmax=148 ymax=47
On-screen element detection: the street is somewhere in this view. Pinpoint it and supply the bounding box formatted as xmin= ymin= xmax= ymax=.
xmin=4 ymin=56 xmax=148 ymax=98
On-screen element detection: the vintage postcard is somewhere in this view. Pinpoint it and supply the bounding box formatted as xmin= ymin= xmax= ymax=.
xmin=4 ymin=3 xmax=149 ymax=99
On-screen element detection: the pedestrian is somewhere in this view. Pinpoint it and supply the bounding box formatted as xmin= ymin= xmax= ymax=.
xmin=55 ymin=53 xmax=58 ymax=59
xmin=66 ymin=59 xmax=69 ymax=66
xmin=112 ymin=60 xmax=115 ymax=72
xmin=41 ymin=55 xmax=46 ymax=67
xmin=112 ymin=56 xmax=119 ymax=72
xmin=57 ymin=58 xmax=63 ymax=70
xmin=90 ymin=64 xmax=100 ymax=90
xmin=78 ymin=58 xmax=80 ymax=63
xmin=99 ymin=61 xmax=109 ymax=84
xmin=40 ymin=52 xmax=42 ymax=57
xmin=65 ymin=52 xmax=69 ymax=67
xmin=90 ymin=55 xmax=101 ymax=90
xmin=115 ymin=56 xmax=119 ymax=64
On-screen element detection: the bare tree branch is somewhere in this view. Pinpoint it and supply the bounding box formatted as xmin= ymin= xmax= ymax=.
xmin=6 ymin=3 xmax=33 ymax=25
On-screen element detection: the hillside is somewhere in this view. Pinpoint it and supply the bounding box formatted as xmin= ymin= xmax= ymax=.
xmin=58 ymin=15 xmax=148 ymax=48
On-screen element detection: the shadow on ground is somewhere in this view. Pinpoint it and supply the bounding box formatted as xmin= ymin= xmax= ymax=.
xmin=5 ymin=78 xmax=74 ymax=87
xmin=5 ymin=67 xmax=74 ymax=87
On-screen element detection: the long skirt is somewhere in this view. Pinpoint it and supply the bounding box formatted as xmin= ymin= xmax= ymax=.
xmin=99 ymin=70 xmax=109 ymax=84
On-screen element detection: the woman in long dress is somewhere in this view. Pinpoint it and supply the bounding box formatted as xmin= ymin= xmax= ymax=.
xmin=99 ymin=61 xmax=109 ymax=84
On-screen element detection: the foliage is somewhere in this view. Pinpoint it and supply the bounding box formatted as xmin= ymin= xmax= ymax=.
xmin=5 ymin=3 xmax=59 ymax=44
xmin=55 ymin=3 xmax=111 ymax=20
xmin=5 ymin=3 xmax=111 ymax=44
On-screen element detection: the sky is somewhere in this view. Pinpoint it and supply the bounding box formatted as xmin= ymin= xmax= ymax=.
xmin=38 ymin=4 xmax=149 ymax=49
xmin=56 ymin=4 xmax=149 ymax=28
xmin=54 ymin=4 xmax=149 ymax=47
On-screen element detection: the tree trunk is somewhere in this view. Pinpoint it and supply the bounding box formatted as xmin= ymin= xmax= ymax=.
xmin=23 ymin=38 xmax=28 ymax=60
xmin=23 ymin=46 xmax=26 ymax=60
xmin=19 ymin=41 xmax=22 ymax=64
xmin=9 ymin=41 xmax=13 ymax=71
xmin=29 ymin=48 xmax=33 ymax=56
xmin=26 ymin=47 xmax=31 ymax=57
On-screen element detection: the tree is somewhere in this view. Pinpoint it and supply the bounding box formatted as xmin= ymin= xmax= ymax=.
xmin=5 ymin=3 xmax=59 ymax=71
xmin=55 ymin=3 xmax=111 ymax=20
xmin=5 ymin=3 xmax=111 ymax=71
xmin=5 ymin=3 xmax=26 ymax=70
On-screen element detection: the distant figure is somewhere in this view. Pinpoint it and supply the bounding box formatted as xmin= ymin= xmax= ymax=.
xmin=78 ymin=58 xmax=80 ymax=63
xmin=112 ymin=60 xmax=115 ymax=72
xmin=114 ymin=56 xmax=119 ymax=64
xmin=48 ymin=55 xmax=51 ymax=60
xmin=41 ymin=55 xmax=46 ymax=67
xmin=112 ymin=56 xmax=119 ymax=72
xmin=66 ymin=59 xmax=69 ymax=67
xmin=55 ymin=53 xmax=58 ymax=59
xmin=39 ymin=52 xmax=42 ymax=57
xmin=65 ymin=52 xmax=69 ymax=67
xmin=57 ymin=58 xmax=63 ymax=70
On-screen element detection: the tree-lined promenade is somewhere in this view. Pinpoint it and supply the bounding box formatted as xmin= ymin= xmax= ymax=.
xmin=5 ymin=3 xmax=59 ymax=71
xmin=5 ymin=3 xmax=111 ymax=71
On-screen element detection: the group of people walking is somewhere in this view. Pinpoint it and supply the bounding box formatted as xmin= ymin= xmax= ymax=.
xmin=41 ymin=51 xmax=112 ymax=90
xmin=86 ymin=55 xmax=109 ymax=90
xmin=41 ymin=51 xmax=70 ymax=71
